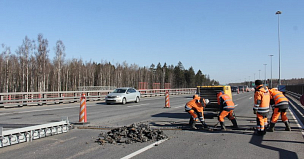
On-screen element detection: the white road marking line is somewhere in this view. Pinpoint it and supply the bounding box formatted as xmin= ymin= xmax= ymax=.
xmin=233 ymin=95 xmax=252 ymax=101
xmin=288 ymin=102 xmax=304 ymax=137
xmin=235 ymin=104 xmax=238 ymax=107
xmin=174 ymin=105 xmax=184 ymax=108
xmin=121 ymin=139 xmax=168 ymax=159
xmin=249 ymin=97 xmax=252 ymax=99
xmin=0 ymin=113 xmax=10 ymax=116
xmin=0 ymin=106 xmax=80 ymax=116
xmin=0 ymin=103 xmax=152 ymax=116
xmin=127 ymin=103 xmax=150 ymax=108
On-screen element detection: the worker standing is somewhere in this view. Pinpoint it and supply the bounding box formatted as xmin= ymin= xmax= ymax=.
xmin=253 ymin=80 xmax=270 ymax=136
xmin=185 ymin=94 xmax=208 ymax=129
xmin=267 ymin=88 xmax=291 ymax=132
xmin=217 ymin=91 xmax=238 ymax=131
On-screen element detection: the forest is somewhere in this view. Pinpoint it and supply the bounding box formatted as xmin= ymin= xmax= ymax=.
xmin=0 ymin=34 xmax=219 ymax=93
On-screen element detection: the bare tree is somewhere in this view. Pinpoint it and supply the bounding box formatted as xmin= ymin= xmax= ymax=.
xmin=35 ymin=34 xmax=49 ymax=92
xmin=16 ymin=36 xmax=33 ymax=92
xmin=9 ymin=55 xmax=19 ymax=92
xmin=1 ymin=44 xmax=11 ymax=93
xmin=53 ymin=40 xmax=65 ymax=91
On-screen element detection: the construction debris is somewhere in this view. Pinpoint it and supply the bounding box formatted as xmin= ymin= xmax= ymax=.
xmin=95 ymin=123 xmax=168 ymax=145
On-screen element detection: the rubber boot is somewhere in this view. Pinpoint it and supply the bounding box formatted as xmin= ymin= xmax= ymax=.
xmin=255 ymin=129 xmax=266 ymax=136
xmin=231 ymin=119 xmax=238 ymax=129
xmin=201 ymin=121 xmax=208 ymax=129
xmin=189 ymin=117 xmax=193 ymax=125
xmin=267 ymin=123 xmax=275 ymax=132
xmin=284 ymin=122 xmax=291 ymax=131
xmin=190 ymin=119 xmax=197 ymax=129
xmin=220 ymin=122 xmax=226 ymax=131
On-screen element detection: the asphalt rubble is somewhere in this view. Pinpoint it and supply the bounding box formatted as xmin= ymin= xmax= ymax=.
xmin=95 ymin=123 xmax=168 ymax=145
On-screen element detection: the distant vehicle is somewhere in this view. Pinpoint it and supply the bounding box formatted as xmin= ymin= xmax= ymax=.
xmin=105 ymin=87 xmax=141 ymax=105
xmin=231 ymin=86 xmax=239 ymax=92
xmin=238 ymin=86 xmax=244 ymax=92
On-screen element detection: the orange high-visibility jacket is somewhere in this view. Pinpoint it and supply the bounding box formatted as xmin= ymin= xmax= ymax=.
xmin=217 ymin=93 xmax=235 ymax=111
xmin=254 ymin=85 xmax=270 ymax=113
xmin=185 ymin=96 xmax=204 ymax=112
xmin=193 ymin=94 xmax=206 ymax=107
xmin=270 ymin=89 xmax=289 ymax=106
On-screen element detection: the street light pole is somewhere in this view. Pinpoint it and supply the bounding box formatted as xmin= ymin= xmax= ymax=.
xmin=276 ymin=11 xmax=282 ymax=85
xmin=264 ymin=64 xmax=267 ymax=85
xmin=269 ymin=55 xmax=274 ymax=88
xmin=249 ymin=76 xmax=251 ymax=87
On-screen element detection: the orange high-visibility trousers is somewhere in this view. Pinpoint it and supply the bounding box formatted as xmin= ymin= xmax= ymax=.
xmin=271 ymin=107 xmax=288 ymax=123
xmin=218 ymin=110 xmax=235 ymax=122
xmin=257 ymin=113 xmax=268 ymax=132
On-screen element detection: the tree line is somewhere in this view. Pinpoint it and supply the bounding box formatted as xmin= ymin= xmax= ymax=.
xmin=0 ymin=34 xmax=219 ymax=93
xmin=230 ymin=78 xmax=304 ymax=88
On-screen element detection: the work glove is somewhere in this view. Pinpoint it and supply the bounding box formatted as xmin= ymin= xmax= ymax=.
xmin=205 ymin=99 xmax=210 ymax=105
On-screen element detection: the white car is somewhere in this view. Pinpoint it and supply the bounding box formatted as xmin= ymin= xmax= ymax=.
xmin=105 ymin=87 xmax=141 ymax=105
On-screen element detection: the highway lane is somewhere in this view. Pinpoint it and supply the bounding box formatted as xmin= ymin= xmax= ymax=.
xmin=0 ymin=94 xmax=192 ymax=127
xmin=0 ymin=92 xmax=303 ymax=159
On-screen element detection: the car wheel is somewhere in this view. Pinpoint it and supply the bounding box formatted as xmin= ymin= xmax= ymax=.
xmin=122 ymin=98 xmax=126 ymax=105
xmin=106 ymin=102 xmax=110 ymax=105
xmin=135 ymin=96 xmax=140 ymax=103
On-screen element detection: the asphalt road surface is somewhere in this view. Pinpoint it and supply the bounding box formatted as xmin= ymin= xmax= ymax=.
xmin=0 ymin=92 xmax=303 ymax=159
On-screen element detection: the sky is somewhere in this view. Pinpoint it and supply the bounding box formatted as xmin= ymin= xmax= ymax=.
xmin=1 ymin=0 xmax=303 ymax=85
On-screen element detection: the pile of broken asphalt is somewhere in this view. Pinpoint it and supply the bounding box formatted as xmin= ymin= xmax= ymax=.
xmin=95 ymin=123 xmax=168 ymax=145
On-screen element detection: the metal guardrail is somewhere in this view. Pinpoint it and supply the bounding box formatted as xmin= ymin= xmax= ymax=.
xmin=0 ymin=117 xmax=70 ymax=148
xmin=286 ymin=84 xmax=304 ymax=95
xmin=286 ymin=91 xmax=302 ymax=100
xmin=0 ymin=88 xmax=196 ymax=108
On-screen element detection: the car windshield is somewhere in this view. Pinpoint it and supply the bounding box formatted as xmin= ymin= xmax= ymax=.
xmin=113 ymin=89 xmax=127 ymax=93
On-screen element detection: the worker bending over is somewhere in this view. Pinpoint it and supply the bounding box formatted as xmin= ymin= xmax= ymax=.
xmin=217 ymin=91 xmax=238 ymax=130
xmin=268 ymin=88 xmax=291 ymax=132
xmin=185 ymin=94 xmax=208 ymax=129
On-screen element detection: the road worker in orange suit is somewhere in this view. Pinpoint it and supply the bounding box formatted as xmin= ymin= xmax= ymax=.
xmin=185 ymin=94 xmax=208 ymax=129
xmin=253 ymin=80 xmax=270 ymax=136
xmin=217 ymin=91 xmax=238 ymax=130
xmin=267 ymin=88 xmax=291 ymax=132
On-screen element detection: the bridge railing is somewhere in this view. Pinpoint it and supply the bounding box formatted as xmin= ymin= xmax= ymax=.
xmin=0 ymin=88 xmax=196 ymax=108
xmin=286 ymin=84 xmax=304 ymax=101
xmin=0 ymin=117 xmax=70 ymax=148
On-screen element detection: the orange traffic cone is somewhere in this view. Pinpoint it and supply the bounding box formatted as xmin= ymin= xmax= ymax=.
xmin=79 ymin=93 xmax=87 ymax=122
xmin=164 ymin=91 xmax=171 ymax=108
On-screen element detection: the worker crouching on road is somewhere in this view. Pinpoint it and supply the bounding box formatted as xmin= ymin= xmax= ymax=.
xmin=217 ymin=91 xmax=238 ymax=131
xmin=253 ymin=80 xmax=270 ymax=136
xmin=185 ymin=94 xmax=208 ymax=129
xmin=267 ymin=88 xmax=291 ymax=132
